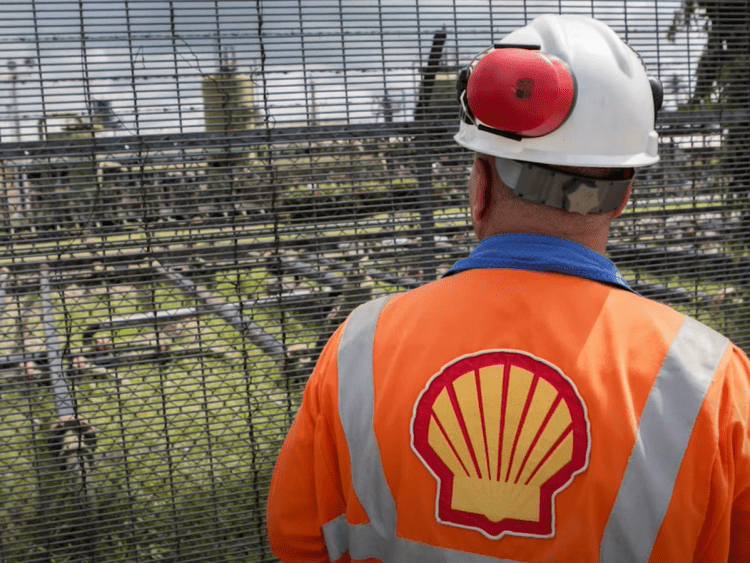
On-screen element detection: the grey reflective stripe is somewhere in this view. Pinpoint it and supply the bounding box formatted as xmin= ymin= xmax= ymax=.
xmin=600 ymin=316 xmax=730 ymax=563
xmin=336 ymin=296 xmax=396 ymax=539
xmin=322 ymin=515 xmax=349 ymax=561
xmin=323 ymin=513 xmax=526 ymax=563
xmin=329 ymin=295 xmax=527 ymax=563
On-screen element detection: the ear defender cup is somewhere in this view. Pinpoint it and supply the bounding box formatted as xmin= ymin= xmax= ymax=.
xmin=466 ymin=48 xmax=576 ymax=138
xmin=649 ymin=75 xmax=664 ymax=113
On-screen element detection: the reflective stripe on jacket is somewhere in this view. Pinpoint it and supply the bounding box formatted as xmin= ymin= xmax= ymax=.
xmin=267 ymin=268 xmax=750 ymax=562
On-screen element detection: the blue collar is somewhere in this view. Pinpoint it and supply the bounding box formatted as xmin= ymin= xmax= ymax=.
xmin=446 ymin=233 xmax=632 ymax=292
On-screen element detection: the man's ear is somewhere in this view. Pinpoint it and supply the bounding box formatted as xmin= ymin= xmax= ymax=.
xmin=612 ymin=181 xmax=633 ymax=218
xmin=470 ymin=156 xmax=493 ymax=223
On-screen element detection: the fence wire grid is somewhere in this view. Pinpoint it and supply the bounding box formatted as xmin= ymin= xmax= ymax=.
xmin=0 ymin=0 xmax=749 ymax=561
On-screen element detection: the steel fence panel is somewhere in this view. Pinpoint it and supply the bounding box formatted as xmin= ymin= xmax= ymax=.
xmin=0 ymin=1 xmax=748 ymax=561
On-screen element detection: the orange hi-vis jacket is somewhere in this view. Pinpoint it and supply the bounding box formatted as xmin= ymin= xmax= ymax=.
xmin=267 ymin=235 xmax=750 ymax=563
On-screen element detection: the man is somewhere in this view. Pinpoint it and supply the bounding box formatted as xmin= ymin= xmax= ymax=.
xmin=267 ymin=14 xmax=750 ymax=562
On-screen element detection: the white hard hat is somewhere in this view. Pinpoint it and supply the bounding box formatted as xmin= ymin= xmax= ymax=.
xmin=454 ymin=14 xmax=661 ymax=168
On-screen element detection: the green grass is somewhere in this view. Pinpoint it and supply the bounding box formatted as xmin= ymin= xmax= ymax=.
xmin=0 ymin=260 xmax=314 ymax=562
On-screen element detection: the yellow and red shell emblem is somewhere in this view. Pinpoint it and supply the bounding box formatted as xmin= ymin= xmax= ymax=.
xmin=411 ymin=350 xmax=590 ymax=539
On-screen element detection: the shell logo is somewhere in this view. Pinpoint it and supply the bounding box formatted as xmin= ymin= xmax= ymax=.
xmin=410 ymin=350 xmax=590 ymax=539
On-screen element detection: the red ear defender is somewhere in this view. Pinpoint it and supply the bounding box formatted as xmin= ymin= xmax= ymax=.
xmin=466 ymin=48 xmax=576 ymax=138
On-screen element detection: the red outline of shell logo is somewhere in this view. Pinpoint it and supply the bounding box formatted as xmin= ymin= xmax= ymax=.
xmin=411 ymin=350 xmax=590 ymax=539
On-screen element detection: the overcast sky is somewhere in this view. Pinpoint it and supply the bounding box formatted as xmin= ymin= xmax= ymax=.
xmin=0 ymin=0 xmax=699 ymax=140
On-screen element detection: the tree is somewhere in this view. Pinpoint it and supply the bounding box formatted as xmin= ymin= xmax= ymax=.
xmin=668 ymin=1 xmax=750 ymax=212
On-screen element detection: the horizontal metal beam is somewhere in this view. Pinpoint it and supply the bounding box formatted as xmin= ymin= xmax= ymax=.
xmin=0 ymin=121 xmax=457 ymax=161
xmin=0 ymin=109 xmax=737 ymax=162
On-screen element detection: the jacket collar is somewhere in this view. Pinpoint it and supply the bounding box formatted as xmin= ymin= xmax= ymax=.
xmin=446 ymin=233 xmax=632 ymax=292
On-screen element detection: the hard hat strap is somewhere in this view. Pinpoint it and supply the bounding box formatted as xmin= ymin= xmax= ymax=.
xmin=494 ymin=157 xmax=635 ymax=215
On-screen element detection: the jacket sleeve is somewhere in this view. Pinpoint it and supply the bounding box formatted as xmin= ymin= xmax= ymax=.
xmin=266 ymin=326 xmax=351 ymax=563
xmin=727 ymin=346 xmax=750 ymax=562
xmin=697 ymin=345 xmax=750 ymax=562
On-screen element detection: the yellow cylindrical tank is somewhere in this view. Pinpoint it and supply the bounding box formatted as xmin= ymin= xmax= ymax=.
xmin=202 ymin=73 xmax=257 ymax=132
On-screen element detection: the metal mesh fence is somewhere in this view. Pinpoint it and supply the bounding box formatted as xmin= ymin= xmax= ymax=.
xmin=0 ymin=1 xmax=748 ymax=561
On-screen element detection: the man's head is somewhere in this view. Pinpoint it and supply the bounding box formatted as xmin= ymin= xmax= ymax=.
xmin=455 ymin=15 xmax=662 ymax=217
xmin=467 ymin=153 xmax=627 ymax=254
